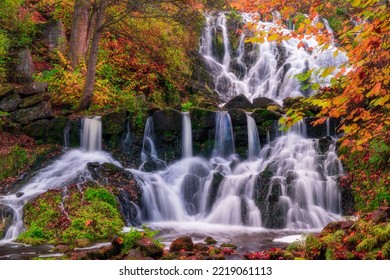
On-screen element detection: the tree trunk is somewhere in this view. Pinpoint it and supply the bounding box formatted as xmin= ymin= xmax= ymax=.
xmin=78 ymin=0 xmax=108 ymax=111
xmin=68 ymin=0 xmax=92 ymax=69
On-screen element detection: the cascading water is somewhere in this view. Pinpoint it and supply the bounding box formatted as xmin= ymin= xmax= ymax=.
xmin=140 ymin=116 xmax=159 ymax=163
xmin=80 ymin=116 xmax=102 ymax=152
xmin=212 ymin=111 xmax=235 ymax=159
xmin=130 ymin=12 xmax=345 ymax=234
xmin=199 ymin=12 xmax=348 ymax=104
xmin=0 ymin=117 xmax=119 ymax=243
xmin=246 ymin=113 xmax=261 ymax=159
xmin=182 ymin=112 xmax=193 ymax=158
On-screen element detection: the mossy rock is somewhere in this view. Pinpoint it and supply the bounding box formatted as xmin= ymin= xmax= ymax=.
xmin=251 ymin=109 xmax=281 ymax=123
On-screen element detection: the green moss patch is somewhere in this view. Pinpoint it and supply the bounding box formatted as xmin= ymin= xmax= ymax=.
xmin=18 ymin=186 xmax=124 ymax=245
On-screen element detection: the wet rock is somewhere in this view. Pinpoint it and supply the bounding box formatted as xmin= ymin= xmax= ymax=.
xmin=102 ymin=110 xmax=127 ymax=149
xmin=223 ymin=94 xmax=252 ymax=110
xmin=220 ymin=243 xmax=237 ymax=249
xmin=153 ymin=109 xmax=182 ymax=132
xmin=16 ymin=192 xmax=24 ymax=198
xmin=194 ymin=242 xmax=209 ymax=252
xmin=190 ymin=107 xmax=216 ymax=129
xmin=22 ymin=117 xmax=68 ymax=145
xmin=207 ymin=172 xmax=224 ymax=212
xmin=0 ymin=94 xmax=22 ymax=112
xmin=251 ymin=109 xmax=281 ymax=123
xmin=252 ymin=97 xmax=277 ymax=109
xmin=11 ymin=101 xmax=53 ymax=124
xmin=136 ymin=237 xmax=164 ymax=258
xmin=19 ymin=92 xmax=50 ymax=108
xmin=0 ymin=205 xmax=14 ymax=238
xmin=170 ymin=236 xmax=194 ymax=252
xmin=14 ymin=48 xmax=35 ymax=83
xmin=323 ymin=220 xmax=354 ymax=232
xmin=147 ymin=103 xmax=161 ymax=115
xmin=204 ymin=236 xmax=217 ymax=245
xmin=14 ymin=82 xmax=48 ymax=96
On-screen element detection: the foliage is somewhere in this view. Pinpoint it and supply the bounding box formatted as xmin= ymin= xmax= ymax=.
xmin=0 ymin=0 xmax=37 ymax=48
xmin=18 ymin=186 xmax=124 ymax=245
xmin=181 ymin=101 xmax=193 ymax=112
xmin=0 ymin=145 xmax=31 ymax=180
xmin=0 ymin=32 xmax=10 ymax=82
xmin=121 ymin=226 xmax=162 ymax=254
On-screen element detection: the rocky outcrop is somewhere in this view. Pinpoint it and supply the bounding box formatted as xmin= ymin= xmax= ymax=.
xmin=223 ymin=94 xmax=252 ymax=110
xmin=13 ymin=49 xmax=35 ymax=83
xmin=0 ymin=205 xmax=14 ymax=238
xmin=42 ymin=20 xmax=67 ymax=53
xmin=170 ymin=236 xmax=194 ymax=252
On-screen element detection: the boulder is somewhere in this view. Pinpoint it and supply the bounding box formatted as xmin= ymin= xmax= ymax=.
xmin=136 ymin=237 xmax=164 ymax=258
xmin=228 ymin=108 xmax=247 ymax=126
xmin=369 ymin=207 xmax=390 ymax=224
xmin=42 ymin=20 xmax=67 ymax=53
xmin=22 ymin=119 xmax=50 ymax=140
xmin=204 ymin=236 xmax=217 ymax=245
xmin=318 ymin=136 xmax=333 ymax=154
xmin=223 ymin=94 xmax=252 ymax=110
xmin=14 ymin=48 xmax=35 ymax=83
xmin=11 ymin=101 xmax=53 ymax=124
xmin=0 ymin=205 xmax=14 ymax=238
xmin=0 ymin=94 xmax=22 ymax=112
xmin=15 ymin=82 xmax=48 ymax=96
xmin=0 ymin=86 xmax=14 ymax=99
xmin=251 ymin=109 xmax=281 ymax=123
xmin=194 ymin=242 xmax=209 ymax=252
xmin=170 ymin=236 xmax=194 ymax=252
xmin=102 ymin=110 xmax=127 ymax=149
xmin=190 ymin=108 xmax=215 ymax=129
xmin=252 ymin=97 xmax=277 ymax=109
xmin=19 ymin=92 xmax=50 ymax=108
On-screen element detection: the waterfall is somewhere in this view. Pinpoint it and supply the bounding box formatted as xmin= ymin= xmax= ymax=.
xmin=246 ymin=113 xmax=261 ymax=159
xmin=63 ymin=121 xmax=71 ymax=149
xmin=212 ymin=111 xmax=235 ymax=158
xmin=80 ymin=117 xmax=102 ymax=152
xmin=0 ymin=117 xmax=119 ymax=243
xmin=199 ymin=12 xmax=348 ymax=103
xmin=182 ymin=112 xmax=193 ymax=158
xmin=141 ymin=117 xmax=158 ymax=163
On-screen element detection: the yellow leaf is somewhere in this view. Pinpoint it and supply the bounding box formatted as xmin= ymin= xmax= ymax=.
xmin=367 ymin=82 xmax=381 ymax=97
xmin=351 ymin=0 xmax=361 ymax=7
xmin=333 ymin=49 xmax=339 ymax=57
xmin=321 ymin=66 xmax=336 ymax=78
xmin=268 ymin=33 xmax=279 ymax=41
xmin=316 ymin=22 xmax=324 ymax=29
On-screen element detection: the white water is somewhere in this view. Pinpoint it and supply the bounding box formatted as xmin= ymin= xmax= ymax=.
xmin=212 ymin=111 xmax=235 ymax=158
xmin=140 ymin=116 xmax=159 ymax=163
xmin=0 ymin=117 xmax=119 ymax=243
xmin=182 ymin=112 xmax=193 ymax=158
xmin=199 ymin=12 xmax=348 ymax=104
xmin=80 ymin=117 xmax=102 ymax=152
xmin=246 ymin=113 xmax=261 ymax=159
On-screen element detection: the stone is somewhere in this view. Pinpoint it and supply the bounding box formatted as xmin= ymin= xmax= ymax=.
xmin=220 ymin=243 xmax=237 ymax=249
xmin=0 ymin=94 xmax=22 ymax=112
xmin=19 ymin=92 xmax=50 ymax=108
xmin=136 ymin=237 xmax=164 ymax=258
xmin=252 ymin=97 xmax=277 ymax=109
xmin=126 ymin=248 xmax=145 ymax=260
xmin=15 ymin=82 xmax=48 ymax=96
xmin=102 ymin=110 xmax=127 ymax=149
xmin=42 ymin=20 xmax=67 ymax=53
xmin=55 ymin=244 xmax=71 ymax=253
xmin=190 ymin=108 xmax=215 ymax=129
xmin=251 ymin=109 xmax=282 ymax=123
xmin=204 ymin=236 xmax=217 ymax=245
xmin=223 ymin=94 xmax=252 ymax=110
xmin=22 ymin=119 xmax=50 ymax=140
xmin=0 ymin=86 xmax=14 ymax=99
xmin=170 ymin=236 xmax=194 ymax=252
xmin=318 ymin=136 xmax=333 ymax=154
xmin=0 ymin=205 xmax=14 ymax=238
xmin=11 ymin=101 xmax=53 ymax=124
xmin=194 ymin=242 xmax=209 ymax=252
xmin=152 ymin=109 xmax=182 ymax=132
xmin=14 ymin=48 xmax=35 ymax=83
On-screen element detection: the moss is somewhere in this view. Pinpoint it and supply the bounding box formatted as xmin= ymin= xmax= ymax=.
xmin=18 ymin=186 xmax=124 ymax=245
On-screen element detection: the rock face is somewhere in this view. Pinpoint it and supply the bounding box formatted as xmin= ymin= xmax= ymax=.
xmin=42 ymin=20 xmax=67 ymax=53
xmin=223 ymin=94 xmax=252 ymax=110
xmin=11 ymin=101 xmax=53 ymax=124
xmin=14 ymin=49 xmax=35 ymax=83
